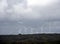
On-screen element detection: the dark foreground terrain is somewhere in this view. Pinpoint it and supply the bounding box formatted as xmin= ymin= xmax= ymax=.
xmin=0 ymin=34 xmax=60 ymax=44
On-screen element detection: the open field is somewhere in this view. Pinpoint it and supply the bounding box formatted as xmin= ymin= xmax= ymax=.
xmin=0 ymin=34 xmax=60 ymax=44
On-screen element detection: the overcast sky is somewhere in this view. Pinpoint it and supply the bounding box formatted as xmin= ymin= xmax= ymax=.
xmin=0 ymin=0 xmax=60 ymax=35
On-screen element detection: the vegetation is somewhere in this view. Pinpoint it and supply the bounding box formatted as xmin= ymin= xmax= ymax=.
xmin=0 ymin=34 xmax=60 ymax=44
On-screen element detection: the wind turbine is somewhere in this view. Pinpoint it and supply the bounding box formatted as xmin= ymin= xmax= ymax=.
xmin=40 ymin=23 xmax=45 ymax=33
xmin=40 ymin=22 xmax=49 ymax=33
xmin=23 ymin=26 xmax=28 ymax=34
xmin=48 ymin=22 xmax=51 ymax=33
xmin=30 ymin=27 xmax=35 ymax=34
xmin=41 ymin=22 xmax=52 ymax=34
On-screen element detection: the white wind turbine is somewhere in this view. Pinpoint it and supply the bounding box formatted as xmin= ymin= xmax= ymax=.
xmin=23 ymin=26 xmax=28 ymax=34
xmin=40 ymin=22 xmax=53 ymax=33
xmin=40 ymin=23 xmax=45 ymax=33
xmin=30 ymin=27 xmax=35 ymax=34
xmin=23 ymin=26 xmax=33 ymax=34
xmin=48 ymin=22 xmax=51 ymax=33
xmin=40 ymin=22 xmax=49 ymax=33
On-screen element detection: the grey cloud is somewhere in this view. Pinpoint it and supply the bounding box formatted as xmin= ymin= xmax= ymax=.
xmin=0 ymin=0 xmax=60 ymax=34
